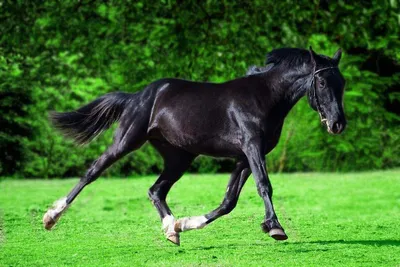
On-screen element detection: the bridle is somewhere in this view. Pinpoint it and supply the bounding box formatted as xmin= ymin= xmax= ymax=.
xmin=311 ymin=66 xmax=338 ymax=123
xmin=313 ymin=66 xmax=338 ymax=75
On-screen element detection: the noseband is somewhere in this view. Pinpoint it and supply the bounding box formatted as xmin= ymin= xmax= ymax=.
xmin=311 ymin=66 xmax=338 ymax=122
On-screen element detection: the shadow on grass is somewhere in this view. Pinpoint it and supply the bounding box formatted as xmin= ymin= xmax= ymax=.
xmin=297 ymin=239 xmax=400 ymax=247
xmin=188 ymin=239 xmax=400 ymax=251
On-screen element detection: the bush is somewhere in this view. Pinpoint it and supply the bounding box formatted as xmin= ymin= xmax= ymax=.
xmin=0 ymin=1 xmax=398 ymax=177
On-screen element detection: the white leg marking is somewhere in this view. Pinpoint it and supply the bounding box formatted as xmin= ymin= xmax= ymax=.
xmin=43 ymin=197 xmax=70 ymax=229
xmin=47 ymin=197 xmax=69 ymax=219
xmin=162 ymin=215 xmax=177 ymax=237
xmin=178 ymin=216 xmax=208 ymax=232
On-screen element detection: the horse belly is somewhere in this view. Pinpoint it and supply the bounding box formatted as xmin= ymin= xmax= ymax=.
xmin=148 ymin=106 xmax=242 ymax=157
xmin=149 ymin=117 xmax=242 ymax=157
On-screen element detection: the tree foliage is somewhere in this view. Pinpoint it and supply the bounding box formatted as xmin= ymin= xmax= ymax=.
xmin=0 ymin=0 xmax=399 ymax=177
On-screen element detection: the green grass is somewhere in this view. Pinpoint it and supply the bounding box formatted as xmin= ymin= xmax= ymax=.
xmin=1 ymin=170 xmax=399 ymax=266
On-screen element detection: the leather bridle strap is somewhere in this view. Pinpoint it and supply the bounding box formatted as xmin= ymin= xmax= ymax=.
xmin=314 ymin=66 xmax=338 ymax=75
xmin=311 ymin=66 xmax=338 ymax=119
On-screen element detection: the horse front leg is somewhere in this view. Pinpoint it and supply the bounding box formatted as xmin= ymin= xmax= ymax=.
xmin=148 ymin=164 xmax=193 ymax=246
xmin=148 ymin=141 xmax=195 ymax=246
xmin=243 ymin=139 xmax=288 ymax=240
xmin=174 ymin=161 xmax=250 ymax=232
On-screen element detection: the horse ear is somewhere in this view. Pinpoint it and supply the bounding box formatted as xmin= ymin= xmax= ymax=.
xmin=332 ymin=48 xmax=342 ymax=65
xmin=309 ymin=46 xmax=317 ymax=67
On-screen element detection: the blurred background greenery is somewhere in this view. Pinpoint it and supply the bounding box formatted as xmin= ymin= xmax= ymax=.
xmin=0 ymin=0 xmax=399 ymax=178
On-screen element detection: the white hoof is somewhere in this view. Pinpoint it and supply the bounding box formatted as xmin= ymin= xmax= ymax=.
xmin=43 ymin=197 xmax=69 ymax=230
xmin=166 ymin=232 xmax=180 ymax=246
xmin=162 ymin=215 xmax=180 ymax=245
xmin=43 ymin=211 xmax=57 ymax=230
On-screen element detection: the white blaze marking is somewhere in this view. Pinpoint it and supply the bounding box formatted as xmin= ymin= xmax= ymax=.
xmin=162 ymin=215 xmax=176 ymax=237
xmin=179 ymin=216 xmax=208 ymax=231
xmin=47 ymin=197 xmax=69 ymax=220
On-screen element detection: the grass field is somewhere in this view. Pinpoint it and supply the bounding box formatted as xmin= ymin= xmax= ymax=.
xmin=0 ymin=170 xmax=399 ymax=266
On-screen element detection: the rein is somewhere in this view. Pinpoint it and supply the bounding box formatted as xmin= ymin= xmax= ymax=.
xmin=311 ymin=66 xmax=338 ymax=122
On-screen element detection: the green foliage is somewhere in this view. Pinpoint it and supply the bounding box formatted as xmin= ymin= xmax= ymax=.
xmin=0 ymin=1 xmax=399 ymax=177
xmin=0 ymin=54 xmax=35 ymax=175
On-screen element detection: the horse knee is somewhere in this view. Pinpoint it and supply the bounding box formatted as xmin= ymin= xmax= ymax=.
xmin=80 ymin=176 xmax=94 ymax=185
xmin=256 ymin=183 xmax=272 ymax=198
xmin=148 ymin=188 xmax=159 ymax=202
xmin=148 ymin=180 xmax=171 ymax=203
xmin=80 ymin=167 xmax=98 ymax=185
xmin=81 ymin=152 xmax=118 ymax=185
xmin=148 ymin=186 xmax=164 ymax=203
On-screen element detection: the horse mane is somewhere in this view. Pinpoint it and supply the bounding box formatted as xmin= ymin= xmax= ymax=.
xmin=266 ymin=47 xmax=334 ymax=68
xmin=246 ymin=65 xmax=273 ymax=76
xmin=247 ymin=48 xmax=311 ymax=76
xmin=247 ymin=47 xmax=333 ymax=76
xmin=265 ymin=48 xmax=311 ymax=68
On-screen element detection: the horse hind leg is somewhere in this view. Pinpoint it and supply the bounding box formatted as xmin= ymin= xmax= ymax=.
xmin=43 ymin=118 xmax=147 ymax=230
xmin=148 ymin=140 xmax=195 ymax=245
xmin=42 ymin=144 xmax=132 ymax=230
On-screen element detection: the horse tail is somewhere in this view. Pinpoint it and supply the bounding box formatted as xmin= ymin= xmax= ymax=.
xmin=50 ymin=92 xmax=135 ymax=145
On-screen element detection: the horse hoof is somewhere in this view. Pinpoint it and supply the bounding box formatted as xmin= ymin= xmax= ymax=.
xmin=269 ymin=228 xmax=288 ymax=241
xmin=43 ymin=212 xmax=56 ymax=230
xmin=167 ymin=233 xmax=180 ymax=246
xmin=174 ymin=220 xmax=182 ymax=233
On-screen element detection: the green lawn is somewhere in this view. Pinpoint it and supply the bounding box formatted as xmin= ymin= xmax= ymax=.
xmin=0 ymin=170 xmax=399 ymax=266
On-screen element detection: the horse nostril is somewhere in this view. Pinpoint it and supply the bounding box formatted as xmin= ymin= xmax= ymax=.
xmin=333 ymin=122 xmax=342 ymax=134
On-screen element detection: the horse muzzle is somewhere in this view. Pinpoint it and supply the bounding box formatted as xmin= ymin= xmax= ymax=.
xmin=327 ymin=118 xmax=346 ymax=135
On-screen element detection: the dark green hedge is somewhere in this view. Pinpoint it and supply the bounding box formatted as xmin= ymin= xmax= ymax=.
xmin=1 ymin=1 xmax=399 ymax=177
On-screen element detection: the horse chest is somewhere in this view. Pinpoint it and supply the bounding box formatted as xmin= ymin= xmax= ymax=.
xmin=263 ymin=122 xmax=284 ymax=154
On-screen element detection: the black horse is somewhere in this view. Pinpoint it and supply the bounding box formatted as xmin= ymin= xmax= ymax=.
xmin=43 ymin=47 xmax=346 ymax=245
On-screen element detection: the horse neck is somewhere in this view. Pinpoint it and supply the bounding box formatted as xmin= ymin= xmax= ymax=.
xmin=268 ymin=66 xmax=313 ymax=117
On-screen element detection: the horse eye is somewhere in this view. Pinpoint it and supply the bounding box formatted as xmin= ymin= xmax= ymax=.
xmin=318 ymin=80 xmax=326 ymax=88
